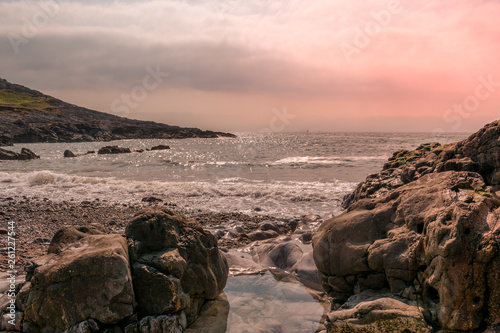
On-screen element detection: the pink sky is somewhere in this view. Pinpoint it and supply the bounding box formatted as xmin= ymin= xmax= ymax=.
xmin=1 ymin=0 xmax=499 ymax=132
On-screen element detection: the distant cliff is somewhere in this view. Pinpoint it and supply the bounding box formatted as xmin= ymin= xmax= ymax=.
xmin=0 ymin=77 xmax=236 ymax=146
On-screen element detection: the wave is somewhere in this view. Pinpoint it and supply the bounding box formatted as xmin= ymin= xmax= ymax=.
xmin=0 ymin=171 xmax=356 ymax=217
xmin=273 ymin=155 xmax=388 ymax=165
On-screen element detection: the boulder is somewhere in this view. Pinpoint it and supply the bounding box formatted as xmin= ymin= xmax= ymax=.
xmin=22 ymin=226 xmax=135 ymax=333
xmin=126 ymin=208 xmax=228 ymax=325
xmin=326 ymin=291 xmax=432 ymax=333
xmin=151 ymin=145 xmax=170 ymax=151
xmin=248 ymin=230 xmax=279 ymax=241
xmin=252 ymin=242 xmax=304 ymax=271
xmin=98 ymin=146 xmax=132 ymax=155
xmin=0 ymin=147 xmax=39 ymax=160
xmin=63 ymin=150 xmax=76 ymax=158
xmin=314 ymin=171 xmax=500 ymax=331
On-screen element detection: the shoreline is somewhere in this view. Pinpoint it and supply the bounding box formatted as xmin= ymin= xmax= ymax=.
xmin=0 ymin=195 xmax=303 ymax=270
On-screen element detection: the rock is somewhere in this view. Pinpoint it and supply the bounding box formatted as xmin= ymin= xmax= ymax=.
xmin=0 ymin=228 xmax=7 ymax=235
xmin=20 ymin=148 xmax=40 ymax=159
xmin=0 ymin=147 xmax=39 ymax=160
xmin=0 ymin=135 xmax=13 ymax=146
xmin=98 ymin=146 xmax=132 ymax=155
xmin=252 ymin=242 xmax=304 ymax=271
xmin=326 ymin=291 xmax=432 ymax=333
xmin=343 ymin=120 xmax=500 ymax=209
xmin=135 ymin=314 xmax=186 ymax=333
xmin=224 ymin=251 xmax=266 ymax=276
xmin=248 ymin=230 xmax=279 ymax=241
xmin=1 ymin=311 xmax=23 ymax=332
xmin=63 ymin=150 xmax=76 ymax=158
xmin=23 ymin=226 xmax=135 ymax=332
xmin=290 ymin=251 xmax=321 ymax=290
xmin=314 ymin=171 xmax=500 ymax=331
xmin=135 ymin=149 xmax=144 ymax=153
xmin=86 ymin=151 xmax=95 ymax=154
xmin=64 ymin=319 xmax=100 ymax=333
xmin=185 ymin=294 xmax=229 ymax=333
xmin=150 ymin=145 xmax=170 ymax=151
xmin=298 ymin=232 xmax=313 ymax=244
xmin=141 ymin=197 xmax=163 ymax=203
xmin=126 ymin=208 xmax=228 ymax=325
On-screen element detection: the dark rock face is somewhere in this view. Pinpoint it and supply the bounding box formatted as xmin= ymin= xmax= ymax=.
xmin=0 ymin=78 xmax=236 ymax=146
xmin=0 ymin=147 xmax=39 ymax=160
xmin=98 ymin=146 xmax=132 ymax=155
xmin=126 ymin=209 xmax=228 ymax=325
xmin=150 ymin=145 xmax=170 ymax=151
xmin=22 ymin=227 xmax=135 ymax=333
xmin=314 ymin=120 xmax=500 ymax=332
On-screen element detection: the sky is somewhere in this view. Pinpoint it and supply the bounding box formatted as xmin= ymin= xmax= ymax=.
xmin=1 ymin=0 xmax=499 ymax=133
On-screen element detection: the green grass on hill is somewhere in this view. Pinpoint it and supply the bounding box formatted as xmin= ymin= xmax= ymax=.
xmin=0 ymin=89 xmax=58 ymax=113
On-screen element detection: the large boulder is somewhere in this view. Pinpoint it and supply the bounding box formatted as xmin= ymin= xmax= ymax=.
xmin=22 ymin=226 xmax=135 ymax=333
xmin=313 ymin=171 xmax=500 ymax=331
xmin=126 ymin=209 xmax=228 ymax=325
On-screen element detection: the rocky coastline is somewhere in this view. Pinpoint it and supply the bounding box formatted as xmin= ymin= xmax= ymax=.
xmin=0 ymin=120 xmax=499 ymax=332
xmin=0 ymin=77 xmax=236 ymax=147
xmin=314 ymin=120 xmax=500 ymax=332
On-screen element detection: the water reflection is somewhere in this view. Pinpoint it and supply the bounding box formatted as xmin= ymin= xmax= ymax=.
xmin=224 ymin=272 xmax=324 ymax=333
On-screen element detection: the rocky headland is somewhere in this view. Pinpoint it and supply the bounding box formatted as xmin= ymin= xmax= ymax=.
xmin=0 ymin=77 xmax=235 ymax=147
xmin=313 ymin=120 xmax=500 ymax=332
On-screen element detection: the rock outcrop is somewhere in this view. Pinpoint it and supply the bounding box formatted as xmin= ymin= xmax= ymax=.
xmin=0 ymin=148 xmax=39 ymax=160
xmin=98 ymin=146 xmax=132 ymax=155
xmin=343 ymin=120 xmax=500 ymax=209
xmin=151 ymin=145 xmax=170 ymax=151
xmin=314 ymin=120 xmax=500 ymax=332
xmin=0 ymin=77 xmax=236 ymax=146
xmin=2 ymin=209 xmax=228 ymax=332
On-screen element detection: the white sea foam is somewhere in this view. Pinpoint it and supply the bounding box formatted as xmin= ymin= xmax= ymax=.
xmin=0 ymin=171 xmax=356 ymax=218
xmin=273 ymin=155 xmax=388 ymax=165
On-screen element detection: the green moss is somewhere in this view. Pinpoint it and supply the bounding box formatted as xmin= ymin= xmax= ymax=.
xmin=0 ymin=89 xmax=58 ymax=113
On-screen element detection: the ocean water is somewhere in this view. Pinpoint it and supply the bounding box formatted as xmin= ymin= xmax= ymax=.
xmin=0 ymin=132 xmax=469 ymax=218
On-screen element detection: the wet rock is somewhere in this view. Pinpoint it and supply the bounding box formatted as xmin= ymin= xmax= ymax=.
xmin=150 ymin=145 xmax=170 ymax=151
xmin=326 ymin=291 xmax=431 ymax=333
xmin=298 ymin=232 xmax=313 ymax=244
xmin=63 ymin=150 xmax=76 ymax=158
xmin=224 ymin=252 xmax=266 ymax=276
xmin=314 ymin=171 xmax=500 ymax=331
xmin=185 ymin=294 xmax=229 ymax=333
xmin=290 ymin=251 xmax=321 ymax=289
xmin=252 ymin=242 xmax=303 ymax=271
xmin=0 ymin=147 xmax=39 ymax=160
xmin=98 ymin=146 xmax=132 ymax=155
xmin=126 ymin=208 xmax=228 ymax=325
xmin=248 ymin=230 xmax=279 ymax=241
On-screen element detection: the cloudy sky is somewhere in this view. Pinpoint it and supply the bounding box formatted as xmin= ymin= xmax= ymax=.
xmin=1 ymin=0 xmax=499 ymax=132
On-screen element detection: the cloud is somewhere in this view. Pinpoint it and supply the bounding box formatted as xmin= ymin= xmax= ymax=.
xmin=0 ymin=0 xmax=500 ymax=131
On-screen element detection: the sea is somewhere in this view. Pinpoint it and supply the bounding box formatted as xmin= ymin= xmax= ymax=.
xmin=0 ymin=131 xmax=470 ymax=218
